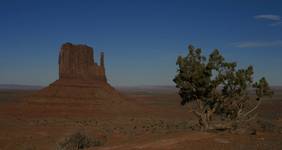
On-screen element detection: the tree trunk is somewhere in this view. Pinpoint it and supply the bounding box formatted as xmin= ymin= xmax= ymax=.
xmin=199 ymin=113 xmax=209 ymax=131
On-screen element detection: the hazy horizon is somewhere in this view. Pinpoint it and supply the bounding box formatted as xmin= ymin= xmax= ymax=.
xmin=0 ymin=0 xmax=282 ymax=86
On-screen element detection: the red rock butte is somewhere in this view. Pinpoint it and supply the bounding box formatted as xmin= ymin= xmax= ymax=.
xmin=30 ymin=43 xmax=122 ymax=100
xmin=59 ymin=43 xmax=106 ymax=81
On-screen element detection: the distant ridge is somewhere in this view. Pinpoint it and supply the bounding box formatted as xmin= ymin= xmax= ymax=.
xmin=116 ymin=85 xmax=178 ymax=94
xmin=117 ymin=85 xmax=176 ymax=90
xmin=0 ymin=84 xmax=43 ymax=90
xmin=117 ymin=85 xmax=282 ymax=94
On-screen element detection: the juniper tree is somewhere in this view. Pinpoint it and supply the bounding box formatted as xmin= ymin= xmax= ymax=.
xmin=173 ymin=45 xmax=273 ymax=131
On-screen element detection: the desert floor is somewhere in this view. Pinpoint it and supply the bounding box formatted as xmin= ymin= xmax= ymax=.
xmin=0 ymin=87 xmax=282 ymax=150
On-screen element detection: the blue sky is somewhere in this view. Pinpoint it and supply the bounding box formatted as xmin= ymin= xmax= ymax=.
xmin=0 ymin=0 xmax=281 ymax=86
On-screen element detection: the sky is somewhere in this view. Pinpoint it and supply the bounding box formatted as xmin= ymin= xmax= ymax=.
xmin=0 ymin=0 xmax=281 ymax=86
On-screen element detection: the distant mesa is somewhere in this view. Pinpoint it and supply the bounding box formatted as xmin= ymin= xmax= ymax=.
xmin=30 ymin=43 xmax=121 ymax=100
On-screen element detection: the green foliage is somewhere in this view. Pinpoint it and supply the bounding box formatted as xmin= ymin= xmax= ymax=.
xmin=173 ymin=45 xmax=273 ymax=131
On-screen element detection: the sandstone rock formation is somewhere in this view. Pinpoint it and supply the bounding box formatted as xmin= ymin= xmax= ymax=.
xmin=58 ymin=43 xmax=106 ymax=81
xmin=30 ymin=43 xmax=122 ymax=101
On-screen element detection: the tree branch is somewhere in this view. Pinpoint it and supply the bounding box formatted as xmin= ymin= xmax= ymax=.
xmin=243 ymin=99 xmax=262 ymax=118
xmin=192 ymin=110 xmax=202 ymax=118
xmin=244 ymin=113 xmax=258 ymax=122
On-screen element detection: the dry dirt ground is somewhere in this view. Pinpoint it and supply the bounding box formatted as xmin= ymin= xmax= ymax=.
xmin=0 ymin=86 xmax=282 ymax=150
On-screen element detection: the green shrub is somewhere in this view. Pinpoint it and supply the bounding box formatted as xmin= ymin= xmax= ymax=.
xmin=57 ymin=132 xmax=103 ymax=150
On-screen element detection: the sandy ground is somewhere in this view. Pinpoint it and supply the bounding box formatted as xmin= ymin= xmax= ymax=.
xmin=0 ymin=87 xmax=282 ymax=150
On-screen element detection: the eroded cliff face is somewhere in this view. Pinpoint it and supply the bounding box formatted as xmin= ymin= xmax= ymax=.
xmin=30 ymin=43 xmax=121 ymax=100
xmin=59 ymin=43 xmax=106 ymax=82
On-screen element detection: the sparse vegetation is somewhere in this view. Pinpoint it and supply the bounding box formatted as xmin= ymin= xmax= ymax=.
xmin=57 ymin=132 xmax=103 ymax=150
xmin=173 ymin=45 xmax=274 ymax=131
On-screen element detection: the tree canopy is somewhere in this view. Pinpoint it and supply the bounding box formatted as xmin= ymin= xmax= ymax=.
xmin=173 ymin=45 xmax=273 ymax=131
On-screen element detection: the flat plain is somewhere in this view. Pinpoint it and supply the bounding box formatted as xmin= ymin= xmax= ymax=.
xmin=0 ymin=86 xmax=282 ymax=150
